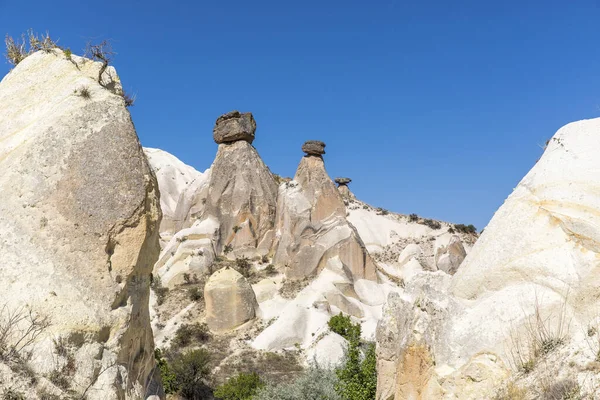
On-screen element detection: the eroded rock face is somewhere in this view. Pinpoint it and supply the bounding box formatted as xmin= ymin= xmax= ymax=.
xmin=204 ymin=267 xmax=258 ymax=332
xmin=377 ymin=118 xmax=600 ymax=399
xmin=273 ymin=152 xmax=377 ymax=281
xmin=197 ymin=138 xmax=278 ymax=258
xmin=434 ymin=234 xmax=467 ymax=274
xmin=213 ymin=110 xmax=256 ymax=144
xmin=301 ymin=140 xmax=326 ymax=156
xmin=0 ymin=50 xmax=161 ymax=398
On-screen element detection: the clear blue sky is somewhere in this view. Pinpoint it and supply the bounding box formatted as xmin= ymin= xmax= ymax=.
xmin=2 ymin=1 xmax=600 ymax=230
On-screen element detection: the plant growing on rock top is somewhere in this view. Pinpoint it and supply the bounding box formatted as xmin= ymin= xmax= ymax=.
xmin=420 ymin=218 xmax=441 ymax=230
xmin=4 ymin=30 xmax=58 ymax=66
xmin=454 ymin=224 xmax=477 ymax=234
xmin=214 ymin=371 xmax=265 ymax=400
xmin=408 ymin=213 xmax=419 ymax=222
xmin=84 ymin=39 xmax=114 ymax=84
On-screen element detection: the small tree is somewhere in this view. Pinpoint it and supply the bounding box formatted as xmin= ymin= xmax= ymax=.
xmin=84 ymin=40 xmax=114 ymax=84
xmin=214 ymin=372 xmax=265 ymax=400
xmin=170 ymin=349 xmax=211 ymax=400
xmin=328 ymin=313 xmax=360 ymax=342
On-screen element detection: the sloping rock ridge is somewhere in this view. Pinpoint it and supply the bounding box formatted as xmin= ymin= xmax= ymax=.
xmin=0 ymin=50 xmax=162 ymax=398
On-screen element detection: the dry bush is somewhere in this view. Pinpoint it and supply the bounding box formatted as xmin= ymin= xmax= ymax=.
xmin=0 ymin=304 xmax=50 ymax=362
xmin=84 ymin=40 xmax=114 ymax=84
xmin=508 ymin=294 xmax=569 ymax=374
xmin=495 ymin=382 xmax=528 ymax=400
xmin=540 ymin=379 xmax=581 ymax=400
xmin=4 ymin=30 xmax=57 ymax=66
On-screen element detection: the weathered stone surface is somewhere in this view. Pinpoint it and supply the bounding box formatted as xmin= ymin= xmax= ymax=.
xmin=204 ymin=267 xmax=258 ymax=332
xmin=272 ymin=155 xmax=376 ymax=280
xmin=198 ymin=139 xmax=278 ymax=258
xmin=301 ymin=140 xmax=326 ymax=156
xmin=213 ymin=110 xmax=256 ymax=144
xmin=335 ymin=177 xmax=351 ymax=185
xmin=434 ymin=235 xmax=467 ymax=274
xmin=378 ymin=118 xmax=600 ymax=399
xmin=0 ymin=50 xmax=161 ymax=398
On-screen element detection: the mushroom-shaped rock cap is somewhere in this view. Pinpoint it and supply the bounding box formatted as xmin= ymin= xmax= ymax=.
xmin=213 ymin=111 xmax=256 ymax=144
xmin=302 ymin=140 xmax=326 ymax=156
xmin=335 ymin=177 xmax=352 ymax=185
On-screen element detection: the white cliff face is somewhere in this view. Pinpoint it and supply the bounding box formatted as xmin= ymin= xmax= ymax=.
xmin=0 ymin=50 xmax=161 ymax=398
xmin=144 ymin=147 xmax=210 ymax=236
xmin=377 ymin=118 xmax=600 ymax=399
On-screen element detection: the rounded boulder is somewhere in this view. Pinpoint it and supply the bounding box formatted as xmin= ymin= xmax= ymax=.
xmin=204 ymin=267 xmax=258 ymax=332
xmin=302 ymin=140 xmax=326 ymax=156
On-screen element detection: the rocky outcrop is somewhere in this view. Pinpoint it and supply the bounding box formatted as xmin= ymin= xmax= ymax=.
xmin=204 ymin=267 xmax=258 ymax=332
xmin=213 ymin=110 xmax=256 ymax=144
xmin=434 ymin=234 xmax=467 ymax=274
xmin=196 ymin=111 xmax=278 ymax=258
xmin=335 ymin=177 xmax=355 ymax=199
xmin=144 ymin=147 xmax=210 ymax=235
xmin=301 ymin=140 xmax=326 ymax=156
xmin=0 ymin=50 xmax=161 ymax=398
xmin=273 ymin=143 xmax=377 ymax=281
xmin=377 ymin=118 xmax=600 ymax=399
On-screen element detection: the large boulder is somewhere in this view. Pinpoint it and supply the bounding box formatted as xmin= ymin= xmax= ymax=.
xmin=213 ymin=110 xmax=256 ymax=144
xmin=301 ymin=140 xmax=326 ymax=156
xmin=434 ymin=234 xmax=467 ymax=274
xmin=273 ymin=148 xmax=377 ymax=281
xmin=0 ymin=50 xmax=161 ymax=398
xmin=204 ymin=267 xmax=258 ymax=332
xmin=377 ymin=118 xmax=600 ymax=399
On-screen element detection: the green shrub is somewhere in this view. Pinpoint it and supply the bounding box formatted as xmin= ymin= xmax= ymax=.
xmin=408 ymin=213 xmax=419 ymax=222
xmin=255 ymin=366 xmax=342 ymax=400
xmin=188 ymin=287 xmax=203 ymax=302
xmin=155 ymin=348 xmax=178 ymax=394
xmin=420 ymin=219 xmax=441 ymax=230
xmin=214 ymin=372 xmax=265 ymax=400
xmin=336 ymin=341 xmax=377 ymax=400
xmin=224 ymin=244 xmax=233 ymax=254
xmin=173 ymin=323 xmax=210 ymax=348
xmin=454 ymin=224 xmax=477 ymax=234
xmin=265 ymin=264 xmax=277 ymax=276
xmin=171 ymin=349 xmax=212 ymax=400
xmin=328 ymin=313 xmax=360 ymax=342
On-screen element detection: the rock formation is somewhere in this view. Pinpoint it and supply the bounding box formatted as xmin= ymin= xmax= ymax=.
xmin=434 ymin=234 xmax=467 ymax=274
xmin=376 ymin=118 xmax=600 ymax=399
xmin=301 ymin=140 xmax=326 ymax=156
xmin=273 ymin=142 xmax=377 ymax=281
xmin=335 ymin=177 xmax=355 ymax=199
xmin=145 ymin=147 xmax=210 ymax=236
xmin=0 ymin=50 xmax=161 ymax=398
xmin=204 ymin=267 xmax=258 ymax=332
xmin=194 ymin=111 xmax=278 ymax=258
xmin=213 ymin=110 xmax=256 ymax=144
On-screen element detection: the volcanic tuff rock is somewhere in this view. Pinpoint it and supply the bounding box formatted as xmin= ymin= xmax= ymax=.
xmin=213 ymin=110 xmax=256 ymax=144
xmin=0 ymin=50 xmax=161 ymax=398
xmin=273 ymin=147 xmax=377 ymax=280
xmin=335 ymin=177 xmax=355 ymax=199
xmin=301 ymin=140 xmax=326 ymax=156
xmin=196 ymin=113 xmax=278 ymax=258
xmin=204 ymin=267 xmax=258 ymax=332
xmin=377 ymin=118 xmax=600 ymax=399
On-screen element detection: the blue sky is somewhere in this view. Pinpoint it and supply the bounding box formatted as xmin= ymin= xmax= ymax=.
xmin=2 ymin=1 xmax=600 ymax=230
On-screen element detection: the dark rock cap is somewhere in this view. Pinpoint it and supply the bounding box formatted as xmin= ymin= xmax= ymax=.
xmin=302 ymin=140 xmax=326 ymax=156
xmin=335 ymin=177 xmax=351 ymax=185
xmin=213 ymin=111 xmax=256 ymax=144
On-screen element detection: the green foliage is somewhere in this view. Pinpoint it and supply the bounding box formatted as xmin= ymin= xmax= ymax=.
xmin=264 ymin=264 xmax=277 ymax=276
xmin=188 ymin=287 xmax=203 ymax=302
xmin=235 ymin=257 xmax=252 ymax=278
xmin=214 ymin=372 xmax=265 ymax=400
xmin=171 ymin=349 xmax=212 ymax=400
xmin=173 ymin=323 xmax=210 ymax=348
xmin=255 ymin=366 xmax=342 ymax=400
xmin=454 ymin=224 xmax=477 ymax=234
xmin=328 ymin=313 xmax=361 ymax=342
xmin=151 ymin=275 xmax=169 ymax=305
xmin=62 ymin=48 xmax=72 ymax=60
xmin=155 ymin=348 xmax=178 ymax=394
xmin=408 ymin=213 xmax=419 ymax=222
xmin=336 ymin=341 xmax=377 ymax=400
xmin=232 ymin=225 xmax=242 ymax=233
xmin=224 ymin=244 xmax=233 ymax=254
xmin=420 ymin=218 xmax=441 ymax=230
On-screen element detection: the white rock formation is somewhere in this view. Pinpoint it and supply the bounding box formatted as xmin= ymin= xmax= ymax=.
xmin=144 ymin=147 xmax=210 ymax=236
xmin=204 ymin=267 xmax=259 ymax=332
xmin=377 ymin=118 xmax=600 ymax=399
xmin=0 ymin=50 xmax=161 ymax=398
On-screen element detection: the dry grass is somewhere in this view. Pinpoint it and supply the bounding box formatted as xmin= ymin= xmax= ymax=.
xmin=495 ymin=382 xmax=528 ymax=400
xmin=4 ymin=30 xmax=57 ymax=66
xmin=508 ymin=293 xmax=569 ymax=374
